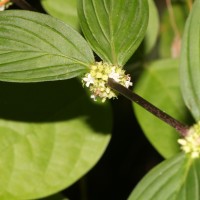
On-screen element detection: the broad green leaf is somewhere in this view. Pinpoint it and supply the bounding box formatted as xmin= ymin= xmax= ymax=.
xmin=0 ymin=10 xmax=94 ymax=82
xmin=41 ymin=0 xmax=79 ymax=31
xmin=180 ymin=0 xmax=200 ymax=121
xmin=133 ymin=59 xmax=191 ymax=158
xmin=77 ymin=0 xmax=148 ymax=66
xmin=144 ymin=0 xmax=159 ymax=54
xmin=128 ymin=153 xmax=200 ymax=200
xmin=0 ymin=79 xmax=111 ymax=199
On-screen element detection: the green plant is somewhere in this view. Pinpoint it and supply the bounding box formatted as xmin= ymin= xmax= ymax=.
xmin=0 ymin=0 xmax=200 ymax=199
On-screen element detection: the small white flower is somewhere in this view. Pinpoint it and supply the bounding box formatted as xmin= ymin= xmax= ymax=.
xmin=125 ymin=76 xmax=133 ymax=88
xmin=91 ymin=94 xmax=97 ymax=101
xmin=0 ymin=5 xmax=5 ymax=11
xmin=83 ymin=74 xmax=94 ymax=87
xmin=192 ymin=151 xmax=199 ymax=158
xmin=82 ymin=62 xmax=133 ymax=102
xmin=177 ymin=138 xmax=187 ymax=146
xmin=108 ymin=67 xmax=120 ymax=82
xmin=125 ymin=80 xmax=133 ymax=88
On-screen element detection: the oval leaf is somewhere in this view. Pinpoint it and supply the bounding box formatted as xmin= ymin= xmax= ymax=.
xmin=180 ymin=0 xmax=200 ymax=121
xmin=41 ymin=0 xmax=79 ymax=31
xmin=128 ymin=153 xmax=200 ymax=200
xmin=77 ymin=0 xmax=148 ymax=66
xmin=0 ymin=10 xmax=94 ymax=82
xmin=133 ymin=59 xmax=191 ymax=158
xmin=0 ymin=79 xmax=111 ymax=199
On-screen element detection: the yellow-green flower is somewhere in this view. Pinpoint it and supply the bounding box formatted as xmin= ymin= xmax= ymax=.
xmin=82 ymin=62 xmax=132 ymax=102
xmin=178 ymin=121 xmax=200 ymax=158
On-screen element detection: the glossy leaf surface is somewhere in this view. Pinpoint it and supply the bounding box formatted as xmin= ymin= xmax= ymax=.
xmin=180 ymin=0 xmax=200 ymax=121
xmin=133 ymin=59 xmax=191 ymax=158
xmin=41 ymin=0 xmax=79 ymax=30
xmin=0 ymin=79 xmax=111 ymax=199
xmin=0 ymin=10 xmax=94 ymax=82
xmin=129 ymin=153 xmax=200 ymax=200
xmin=77 ymin=0 xmax=148 ymax=66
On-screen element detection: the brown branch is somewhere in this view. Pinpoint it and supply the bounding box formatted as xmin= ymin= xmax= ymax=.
xmin=108 ymin=78 xmax=189 ymax=137
xmin=11 ymin=0 xmax=38 ymax=11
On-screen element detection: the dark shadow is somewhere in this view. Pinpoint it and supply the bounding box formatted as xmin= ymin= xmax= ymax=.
xmin=0 ymin=78 xmax=112 ymax=134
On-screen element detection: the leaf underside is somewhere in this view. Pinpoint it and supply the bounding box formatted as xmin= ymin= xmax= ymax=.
xmin=78 ymin=0 xmax=149 ymax=66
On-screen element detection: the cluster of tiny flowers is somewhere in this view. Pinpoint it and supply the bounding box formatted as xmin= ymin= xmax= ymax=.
xmin=178 ymin=121 xmax=200 ymax=158
xmin=0 ymin=0 xmax=12 ymax=11
xmin=82 ymin=62 xmax=132 ymax=102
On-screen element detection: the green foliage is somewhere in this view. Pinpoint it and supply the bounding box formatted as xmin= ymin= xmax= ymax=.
xmin=1 ymin=0 xmax=200 ymax=199
xmin=144 ymin=0 xmax=159 ymax=55
xmin=133 ymin=59 xmax=190 ymax=158
xmin=77 ymin=0 xmax=148 ymax=66
xmin=128 ymin=153 xmax=200 ymax=200
xmin=0 ymin=10 xmax=93 ymax=82
xmin=41 ymin=0 xmax=79 ymax=30
xmin=0 ymin=0 xmax=150 ymax=198
xmin=129 ymin=1 xmax=200 ymax=199
xmin=180 ymin=0 xmax=200 ymax=121
xmin=0 ymin=79 xmax=111 ymax=200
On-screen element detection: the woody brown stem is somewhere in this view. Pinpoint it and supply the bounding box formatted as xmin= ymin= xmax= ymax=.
xmin=108 ymin=78 xmax=189 ymax=137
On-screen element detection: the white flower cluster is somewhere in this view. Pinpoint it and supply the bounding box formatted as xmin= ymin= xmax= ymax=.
xmin=0 ymin=0 xmax=12 ymax=11
xmin=178 ymin=121 xmax=200 ymax=158
xmin=82 ymin=62 xmax=132 ymax=102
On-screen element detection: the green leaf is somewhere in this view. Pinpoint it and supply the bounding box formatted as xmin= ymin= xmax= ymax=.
xmin=77 ymin=0 xmax=148 ymax=66
xmin=144 ymin=0 xmax=159 ymax=54
xmin=133 ymin=59 xmax=191 ymax=158
xmin=180 ymin=0 xmax=200 ymax=121
xmin=41 ymin=0 xmax=79 ymax=31
xmin=0 ymin=79 xmax=111 ymax=199
xmin=0 ymin=10 xmax=94 ymax=82
xmin=128 ymin=153 xmax=200 ymax=200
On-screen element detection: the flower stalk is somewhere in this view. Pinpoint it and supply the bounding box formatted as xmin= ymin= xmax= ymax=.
xmin=107 ymin=78 xmax=189 ymax=137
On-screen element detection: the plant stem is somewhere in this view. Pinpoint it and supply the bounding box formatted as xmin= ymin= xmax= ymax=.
xmin=11 ymin=0 xmax=38 ymax=11
xmin=187 ymin=0 xmax=193 ymax=11
xmin=166 ymin=0 xmax=180 ymax=38
xmin=107 ymin=78 xmax=189 ymax=137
